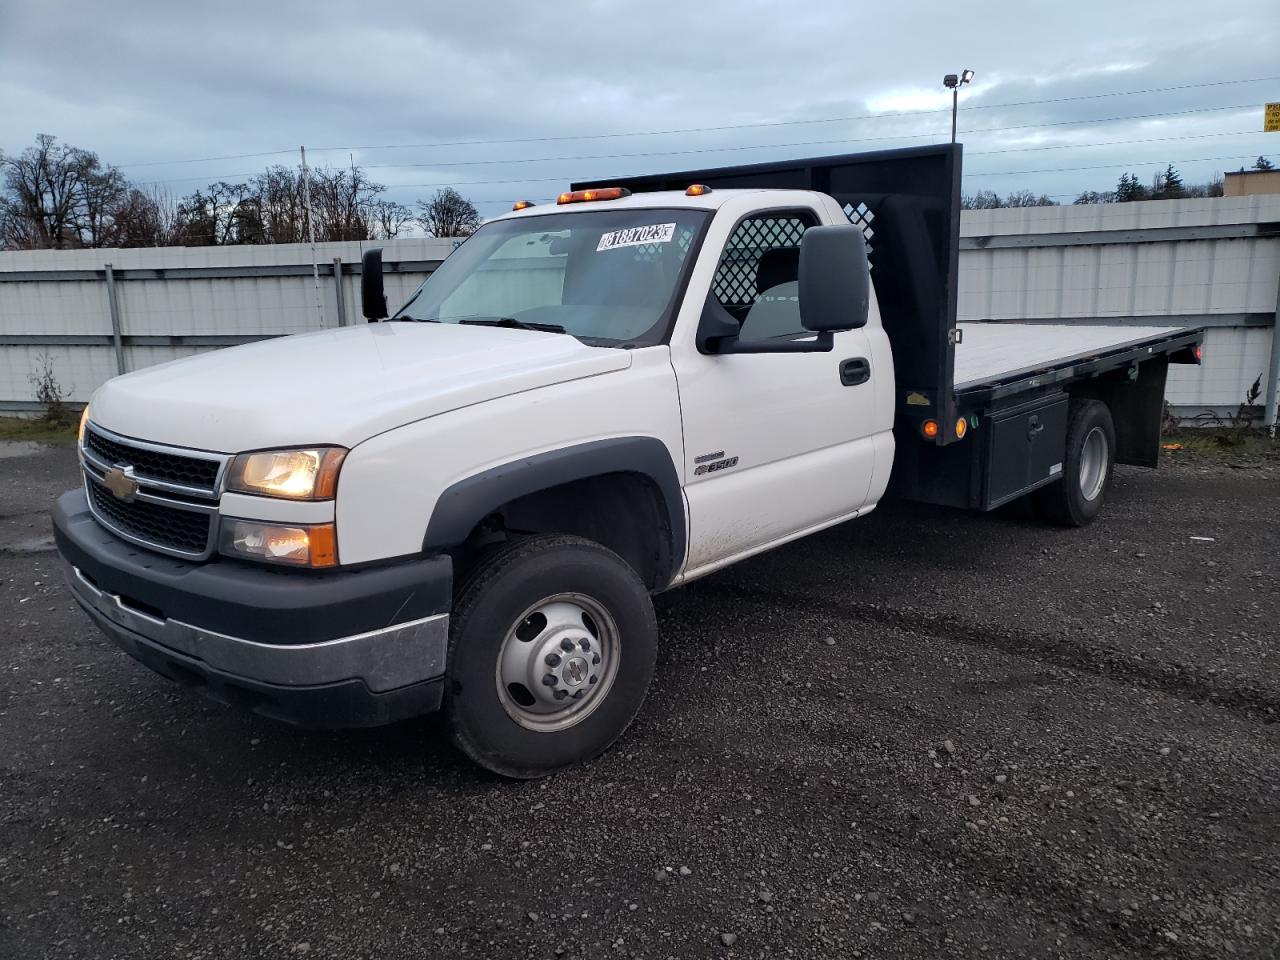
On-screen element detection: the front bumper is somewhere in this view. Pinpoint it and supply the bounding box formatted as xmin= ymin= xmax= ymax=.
xmin=53 ymin=489 xmax=453 ymax=728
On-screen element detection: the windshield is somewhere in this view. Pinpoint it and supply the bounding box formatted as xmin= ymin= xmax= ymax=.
xmin=392 ymin=208 xmax=708 ymax=346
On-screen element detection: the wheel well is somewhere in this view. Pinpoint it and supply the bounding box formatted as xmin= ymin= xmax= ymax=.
xmin=456 ymin=472 xmax=676 ymax=592
xmin=1066 ymin=355 xmax=1168 ymax=468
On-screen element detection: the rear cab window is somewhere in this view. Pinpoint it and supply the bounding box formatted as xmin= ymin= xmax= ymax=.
xmin=710 ymin=210 xmax=818 ymax=341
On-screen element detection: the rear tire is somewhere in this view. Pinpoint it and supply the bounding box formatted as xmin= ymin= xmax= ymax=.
xmin=1034 ymin=399 xmax=1115 ymax=527
xmin=445 ymin=534 xmax=657 ymax=778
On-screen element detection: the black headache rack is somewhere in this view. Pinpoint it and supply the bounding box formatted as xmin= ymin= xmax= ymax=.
xmin=575 ymin=144 xmax=966 ymax=443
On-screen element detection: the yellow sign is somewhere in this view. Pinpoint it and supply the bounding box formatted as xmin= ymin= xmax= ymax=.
xmin=1266 ymin=102 xmax=1280 ymax=133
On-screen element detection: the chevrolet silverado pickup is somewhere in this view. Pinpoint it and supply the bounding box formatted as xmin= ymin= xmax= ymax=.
xmin=53 ymin=145 xmax=1203 ymax=777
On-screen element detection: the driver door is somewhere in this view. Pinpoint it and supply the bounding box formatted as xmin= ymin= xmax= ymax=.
xmin=673 ymin=206 xmax=882 ymax=576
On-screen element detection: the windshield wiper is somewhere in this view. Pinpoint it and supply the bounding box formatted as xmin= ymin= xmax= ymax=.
xmin=388 ymin=288 xmax=425 ymax=318
xmin=458 ymin=316 xmax=567 ymax=334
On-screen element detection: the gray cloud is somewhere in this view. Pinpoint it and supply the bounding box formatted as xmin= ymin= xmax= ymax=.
xmin=2 ymin=0 xmax=1277 ymax=213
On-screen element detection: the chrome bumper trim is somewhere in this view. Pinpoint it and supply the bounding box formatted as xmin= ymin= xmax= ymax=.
xmin=64 ymin=560 xmax=448 ymax=693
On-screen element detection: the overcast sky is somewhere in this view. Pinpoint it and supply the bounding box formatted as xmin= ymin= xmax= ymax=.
xmin=2 ymin=0 xmax=1277 ymax=217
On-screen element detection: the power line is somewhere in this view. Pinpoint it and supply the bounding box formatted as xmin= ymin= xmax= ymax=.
xmin=971 ymin=129 xmax=1256 ymax=156
xmin=133 ymin=105 xmax=1264 ymax=187
xmin=321 ymin=131 xmax=1262 ymax=191
xmin=361 ymin=104 xmax=1259 ymax=170
xmin=312 ymin=79 xmax=1279 ymax=155
xmin=964 ymin=154 xmax=1262 ymax=178
xmin=115 ymin=75 xmax=1280 ymax=169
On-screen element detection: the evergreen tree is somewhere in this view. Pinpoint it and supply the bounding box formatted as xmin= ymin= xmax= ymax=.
xmin=1114 ymin=172 xmax=1136 ymax=202
xmin=1160 ymin=163 xmax=1183 ymax=198
xmin=1255 ymin=156 xmax=1275 ymax=171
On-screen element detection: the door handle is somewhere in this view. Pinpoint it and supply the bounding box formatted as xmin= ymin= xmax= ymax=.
xmin=839 ymin=357 xmax=871 ymax=386
xmin=1028 ymin=415 xmax=1044 ymax=440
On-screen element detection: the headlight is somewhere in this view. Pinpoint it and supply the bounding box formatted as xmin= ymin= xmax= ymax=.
xmin=78 ymin=405 xmax=90 ymax=446
xmin=220 ymin=519 xmax=338 ymax=568
xmin=226 ymin=447 xmax=346 ymax=500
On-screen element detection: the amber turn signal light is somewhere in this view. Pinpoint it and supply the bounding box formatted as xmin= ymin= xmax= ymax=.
xmin=557 ymin=187 xmax=631 ymax=205
xmin=220 ymin=520 xmax=338 ymax=568
xmin=922 ymin=419 xmax=940 ymax=439
xmin=955 ymin=417 xmax=968 ymax=439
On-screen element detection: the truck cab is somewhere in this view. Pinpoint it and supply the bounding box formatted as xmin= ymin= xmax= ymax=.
xmin=53 ymin=146 xmax=1201 ymax=777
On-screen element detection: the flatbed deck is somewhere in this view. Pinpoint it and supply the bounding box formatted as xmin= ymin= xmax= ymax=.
xmin=953 ymin=322 xmax=1201 ymax=402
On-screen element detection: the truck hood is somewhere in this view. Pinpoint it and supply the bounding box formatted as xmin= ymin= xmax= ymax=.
xmin=89 ymin=322 xmax=633 ymax=452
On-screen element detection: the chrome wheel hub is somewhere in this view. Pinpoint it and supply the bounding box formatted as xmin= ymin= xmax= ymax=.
xmin=496 ymin=594 xmax=619 ymax=732
xmin=1079 ymin=426 xmax=1109 ymax=502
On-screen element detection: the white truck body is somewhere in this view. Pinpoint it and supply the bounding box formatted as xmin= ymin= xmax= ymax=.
xmin=86 ymin=189 xmax=895 ymax=577
xmin=53 ymin=147 xmax=1203 ymax=775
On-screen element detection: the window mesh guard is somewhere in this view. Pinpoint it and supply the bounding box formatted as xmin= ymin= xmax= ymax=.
xmin=842 ymin=201 xmax=876 ymax=257
xmin=712 ymin=208 xmax=877 ymax=309
xmin=712 ymin=218 xmax=807 ymax=309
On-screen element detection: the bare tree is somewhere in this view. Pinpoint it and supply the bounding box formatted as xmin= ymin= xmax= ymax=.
xmin=960 ymin=190 xmax=1003 ymax=210
xmin=176 ymin=164 xmax=411 ymax=245
xmin=0 ymin=134 xmax=132 ymax=249
xmin=370 ymin=199 xmax=412 ymax=240
xmin=1073 ymin=190 xmax=1115 ymax=205
xmin=246 ymin=166 xmax=305 ymax=243
xmin=1184 ymin=176 xmax=1224 ymax=199
xmin=1001 ymin=189 xmax=1055 ymax=208
xmin=110 ymin=187 xmax=165 ymax=246
xmin=416 ymin=187 xmax=481 ymax=238
xmin=305 ymin=166 xmax=404 ymax=241
xmin=3 ymin=134 xmax=443 ymax=248
xmin=173 ymin=180 xmax=257 ymax=246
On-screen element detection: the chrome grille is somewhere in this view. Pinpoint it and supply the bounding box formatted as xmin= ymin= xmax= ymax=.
xmin=80 ymin=422 xmax=228 ymax=560
xmin=83 ymin=423 xmax=224 ymax=497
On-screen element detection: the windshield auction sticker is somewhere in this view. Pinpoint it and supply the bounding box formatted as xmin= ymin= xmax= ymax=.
xmin=596 ymin=223 xmax=677 ymax=252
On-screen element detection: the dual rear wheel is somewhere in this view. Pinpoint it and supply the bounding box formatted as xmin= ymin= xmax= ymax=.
xmin=1033 ymin=399 xmax=1116 ymax=526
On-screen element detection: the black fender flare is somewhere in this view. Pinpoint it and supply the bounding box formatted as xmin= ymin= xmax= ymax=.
xmin=423 ymin=437 xmax=686 ymax=587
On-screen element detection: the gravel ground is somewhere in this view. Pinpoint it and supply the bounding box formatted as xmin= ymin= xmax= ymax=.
xmin=1 ymin=441 xmax=1277 ymax=960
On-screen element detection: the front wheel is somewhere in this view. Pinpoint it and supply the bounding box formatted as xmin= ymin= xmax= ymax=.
xmin=445 ymin=534 xmax=657 ymax=778
xmin=1034 ymin=399 xmax=1116 ymax=527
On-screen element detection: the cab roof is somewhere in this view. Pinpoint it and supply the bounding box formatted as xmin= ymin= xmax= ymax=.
xmin=492 ymin=188 xmax=822 ymax=222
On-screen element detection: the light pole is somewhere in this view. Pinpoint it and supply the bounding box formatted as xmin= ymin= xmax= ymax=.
xmin=943 ymin=69 xmax=975 ymax=143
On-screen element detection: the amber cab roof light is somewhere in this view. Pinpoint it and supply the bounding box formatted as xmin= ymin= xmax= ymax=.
xmin=685 ymin=184 xmax=712 ymax=196
xmin=557 ymin=186 xmax=631 ymax=205
xmin=512 ymin=200 xmax=536 ymax=211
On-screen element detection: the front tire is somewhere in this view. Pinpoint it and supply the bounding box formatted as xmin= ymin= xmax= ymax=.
xmin=445 ymin=534 xmax=657 ymax=778
xmin=1034 ymin=399 xmax=1116 ymax=527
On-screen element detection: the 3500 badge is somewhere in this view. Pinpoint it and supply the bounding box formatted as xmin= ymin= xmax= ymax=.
xmin=694 ymin=456 xmax=739 ymax=476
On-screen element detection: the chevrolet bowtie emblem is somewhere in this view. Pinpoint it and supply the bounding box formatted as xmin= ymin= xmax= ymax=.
xmin=103 ymin=465 xmax=138 ymax=501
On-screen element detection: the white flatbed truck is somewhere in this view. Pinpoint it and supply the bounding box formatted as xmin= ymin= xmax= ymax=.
xmin=53 ymin=145 xmax=1202 ymax=776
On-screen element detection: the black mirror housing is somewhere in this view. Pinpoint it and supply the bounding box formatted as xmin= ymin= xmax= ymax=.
xmin=695 ymin=295 xmax=740 ymax=353
xmin=361 ymin=247 xmax=388 ymax=321
xmin=799 ymin=225 xmax=870 ymax=333
xmin=696 ymin=294 xmax=834 ymax=355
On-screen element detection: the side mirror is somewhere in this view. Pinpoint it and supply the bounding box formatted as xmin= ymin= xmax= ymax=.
xmin=799 ymin=225 xmax=869 ymax=333
xmin=695 ymin=295 xmax=740 ymax=353
xmin=361 ymin=247 xmax=388 ymax=321
xmin=696 ymin=293 xmax=833 ymax=355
